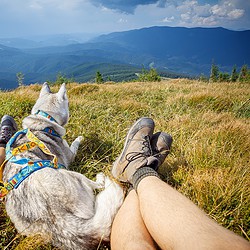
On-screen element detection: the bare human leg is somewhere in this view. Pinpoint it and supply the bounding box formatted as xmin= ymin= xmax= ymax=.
xmin=111 ymin=189 xmax=158 ymax=250
xmin=111 ymin=117 xmax=249 ymax=250
xmin=0 ymin=147 xmax=5 ymax=165
xmin=137 ymin=176 xmax=250 ymax=250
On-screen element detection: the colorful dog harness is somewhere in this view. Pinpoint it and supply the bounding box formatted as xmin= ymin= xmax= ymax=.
xmin=0 ymin=111 xmax=65 ymax=200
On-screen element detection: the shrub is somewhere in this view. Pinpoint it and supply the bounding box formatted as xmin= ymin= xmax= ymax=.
xmin=137 ymin=67 xmax=161 ymax=82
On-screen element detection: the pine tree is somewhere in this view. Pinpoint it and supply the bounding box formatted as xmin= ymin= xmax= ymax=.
xmin=230 ymin=65 xmax=238 ymax=82
xmin=148 ymin=68 xmax=161 ymax=82
xmin=209 ymin=63 xmax=219 ymax=82
xmin=238 ymin=65 xmax=248 ymax=82
xmin=55 ymin=72 xmax=71 ymax=85
xmin=95 ymin=71 xmax=104 ymax=84
xmin=218 ymin=72 xmax=230 ymax=82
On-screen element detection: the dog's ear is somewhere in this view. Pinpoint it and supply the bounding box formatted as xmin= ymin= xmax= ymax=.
xmin=57 ymin=83 xmax=67 ymax=101
xmin=40 ymin=82 xmax=51 ymax=97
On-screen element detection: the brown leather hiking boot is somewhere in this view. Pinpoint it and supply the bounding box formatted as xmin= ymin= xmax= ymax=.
xmin=111 ymin=117 xmax=159 ymax=183
xmin=151 ymin=132 xmax=173 ymax=171
xmin=0 ymin=115 xmax=18 ymax=147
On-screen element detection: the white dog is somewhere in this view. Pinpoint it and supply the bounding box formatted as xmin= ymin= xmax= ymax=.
xmin=2 ymin=83 xmax=124 ymax=249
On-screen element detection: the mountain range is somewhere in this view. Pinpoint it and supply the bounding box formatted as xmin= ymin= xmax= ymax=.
xmin=0 ymin=26 xmax=249 ymax=89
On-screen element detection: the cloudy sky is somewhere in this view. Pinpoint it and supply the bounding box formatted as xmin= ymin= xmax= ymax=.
xmin=0 ymin=0 xmax=249 ymax=38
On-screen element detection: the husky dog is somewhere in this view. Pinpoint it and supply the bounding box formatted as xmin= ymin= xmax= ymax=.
xmin=2 ymin=83 xmax=124 ymax=249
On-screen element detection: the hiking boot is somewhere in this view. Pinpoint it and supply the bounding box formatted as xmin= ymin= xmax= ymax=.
xmin=112 ymin=117 xmax=159 ymax=182
xmin=151 ymin=132 xmax=173 ymax=171
xmin=0 ymin=115 xmax=18 ymax=146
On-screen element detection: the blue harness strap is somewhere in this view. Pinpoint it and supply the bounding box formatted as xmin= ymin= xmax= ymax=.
xmin=0 ymin=111 xmax=65 ymax=200
xmin=5 ymin=129 xmax=28 ymax=160
xmin=7 ymin=160 xmax=65 ymax=191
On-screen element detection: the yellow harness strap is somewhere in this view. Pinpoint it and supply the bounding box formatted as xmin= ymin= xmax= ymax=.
xmin=0 ymin=159 xmax=7 ymax=181
xmin=0 ymin=129 xmax=58 ymax=182
xmin=26 ymin=129 xmax=58 ymax=168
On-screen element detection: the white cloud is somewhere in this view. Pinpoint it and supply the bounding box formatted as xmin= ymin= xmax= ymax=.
xmin=210 ymin=2 xmax=244 ymax=19
xmin=142 ymin=0 xmax=248 ymax=30
xmin=177 ymin=0 xmax=197 ymax=13
xmin=29 ymin=1 xmax=43 ymax=10
xmin=118 ymin=18 xmax=128 ymax=23
xmin=211 ymin=1 xmax=245 ymax=19
xmin=0 ymin=0 xmax=249 ymax=37
xmin=171 ymin=0 xmax=246 ymax=28
xmin=228 ymin=9 xmax=244 ymax=19
xmin=195 ymin=4 xmax=211 ymax=17
xmin=100 ymin=6 xmax=111 ymax=12
xmin=211 ymin=4 xmax=227 ymax=16
xmin=162 ymin=16 xmax=175 ymax=23
xmin=181 ymin=13 xmax=191 ymax=21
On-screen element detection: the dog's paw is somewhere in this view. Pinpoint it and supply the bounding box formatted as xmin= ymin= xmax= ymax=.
xmin=96 ymin=173 xmax=105 ymax=188
xmin=76 ymin=136 xmax=83 ymax=142
xmin=70 ymin=136 xmax=83 ymax=155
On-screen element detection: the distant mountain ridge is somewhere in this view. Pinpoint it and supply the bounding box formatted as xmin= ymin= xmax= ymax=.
xmin=92 ymin=26 xmax=250 ymax=73
xmin=0 ymin=33 xmax=97 ymax=49
xmin=0 ymin=26 xmax=249 ymax=89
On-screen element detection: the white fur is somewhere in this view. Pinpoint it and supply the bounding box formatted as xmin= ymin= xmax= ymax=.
xmin=3 ymin=83 xmax=124 ymax=250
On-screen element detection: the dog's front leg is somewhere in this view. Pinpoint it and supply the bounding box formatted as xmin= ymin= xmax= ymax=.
xmin=70 ymin=136 xmax=83 ymax=155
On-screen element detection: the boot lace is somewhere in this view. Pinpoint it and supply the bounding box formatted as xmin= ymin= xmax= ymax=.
xmin=125 ymin=135 xmax=153 ymax=163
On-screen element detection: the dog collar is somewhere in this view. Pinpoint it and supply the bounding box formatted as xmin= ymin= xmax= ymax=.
xmin=43 ymin=127 xmax=61 ymax=138
xmin=34 ymin=110 xmax=61 ymax=137
xmin=35 ymin=110 xmax=58 ymax=124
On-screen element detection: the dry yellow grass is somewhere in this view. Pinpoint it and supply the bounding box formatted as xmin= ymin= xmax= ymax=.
xmin=0 ymin=79 xmax=249 ymax=249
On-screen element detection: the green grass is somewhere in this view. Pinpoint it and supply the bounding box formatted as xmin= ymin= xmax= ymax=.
xmin=0 ymin=79 xmax=249 ymax=249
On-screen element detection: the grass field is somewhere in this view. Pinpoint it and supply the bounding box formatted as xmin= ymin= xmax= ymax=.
xmin=0 ymin=79 xmax=249 ymax=249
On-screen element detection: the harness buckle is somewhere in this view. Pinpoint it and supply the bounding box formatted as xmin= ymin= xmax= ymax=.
xmin=5 ymin=182 xmax=14 ymax=191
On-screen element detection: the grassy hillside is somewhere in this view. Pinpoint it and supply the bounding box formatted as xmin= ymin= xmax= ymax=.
xmin=0 ymin=79 xmax=249 ymax=249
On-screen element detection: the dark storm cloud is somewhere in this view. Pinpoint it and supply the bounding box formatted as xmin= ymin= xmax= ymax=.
xmin=90 ymin=0 xmax=159 ymax=13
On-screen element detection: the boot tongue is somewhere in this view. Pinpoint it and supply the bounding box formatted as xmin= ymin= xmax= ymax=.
xmin=146 ymin=156 xmax=159 ymax=170
xmin=140 ymin=134 xmax=153 ymax=156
